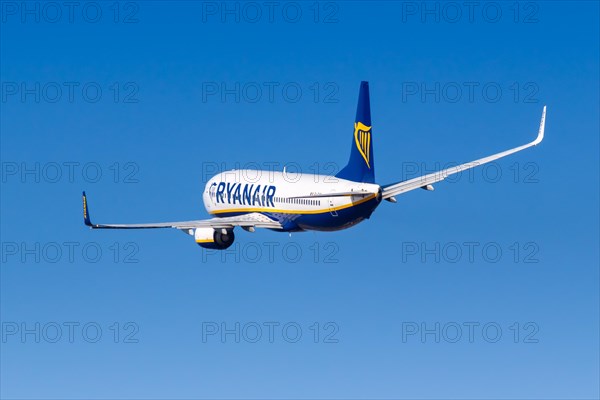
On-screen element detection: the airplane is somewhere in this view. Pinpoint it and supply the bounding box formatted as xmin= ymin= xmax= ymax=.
xmin=82 ymin=81 xmax=546 ymax=249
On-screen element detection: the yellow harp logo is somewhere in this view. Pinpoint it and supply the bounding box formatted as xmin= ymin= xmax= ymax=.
xmin=354 ymin=121 xmax=372 ymax=168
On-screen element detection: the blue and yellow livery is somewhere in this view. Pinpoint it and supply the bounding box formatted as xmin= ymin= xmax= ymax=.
xmin=82 ymin=82 xmax=546 ymax=250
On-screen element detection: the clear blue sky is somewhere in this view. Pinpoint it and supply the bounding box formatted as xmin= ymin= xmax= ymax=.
xmin=1 ymin=1 xmax=598 ymax=399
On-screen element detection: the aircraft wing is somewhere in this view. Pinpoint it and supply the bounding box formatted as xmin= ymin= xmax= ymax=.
xmin=382 ymin=106 xmax=546 ymax=200
xmin=82 ymin=192 xmax=282 ymax=230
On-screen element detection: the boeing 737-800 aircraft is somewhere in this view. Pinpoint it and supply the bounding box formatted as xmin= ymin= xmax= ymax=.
xmin=82 ymin=81 xmax=546 ymax=249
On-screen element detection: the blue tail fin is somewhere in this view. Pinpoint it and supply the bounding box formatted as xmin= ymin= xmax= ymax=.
xmin=336 ymin=81 xmax=375 ymax=183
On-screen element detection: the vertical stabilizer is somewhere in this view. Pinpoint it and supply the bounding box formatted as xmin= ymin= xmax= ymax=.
xmin=336 ymin=81 xmax=375 ymax=183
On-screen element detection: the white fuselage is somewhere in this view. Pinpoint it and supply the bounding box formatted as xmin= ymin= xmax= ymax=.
xmin=203 ymin=170 xmax=381 ymax=231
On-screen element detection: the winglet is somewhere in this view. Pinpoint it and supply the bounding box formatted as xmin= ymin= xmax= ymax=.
xmin=533 ymin=105 xmax=546 ymax=146
xmin=82 ymin=191 xmax=92 ymax=227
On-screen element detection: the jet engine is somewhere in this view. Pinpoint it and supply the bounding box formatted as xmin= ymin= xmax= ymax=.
xmin=193 ymin=227 xmax=235 ymax=250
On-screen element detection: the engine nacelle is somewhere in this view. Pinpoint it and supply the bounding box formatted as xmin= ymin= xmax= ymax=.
xmin=193 ymin=227 xmax=235 ymax=250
